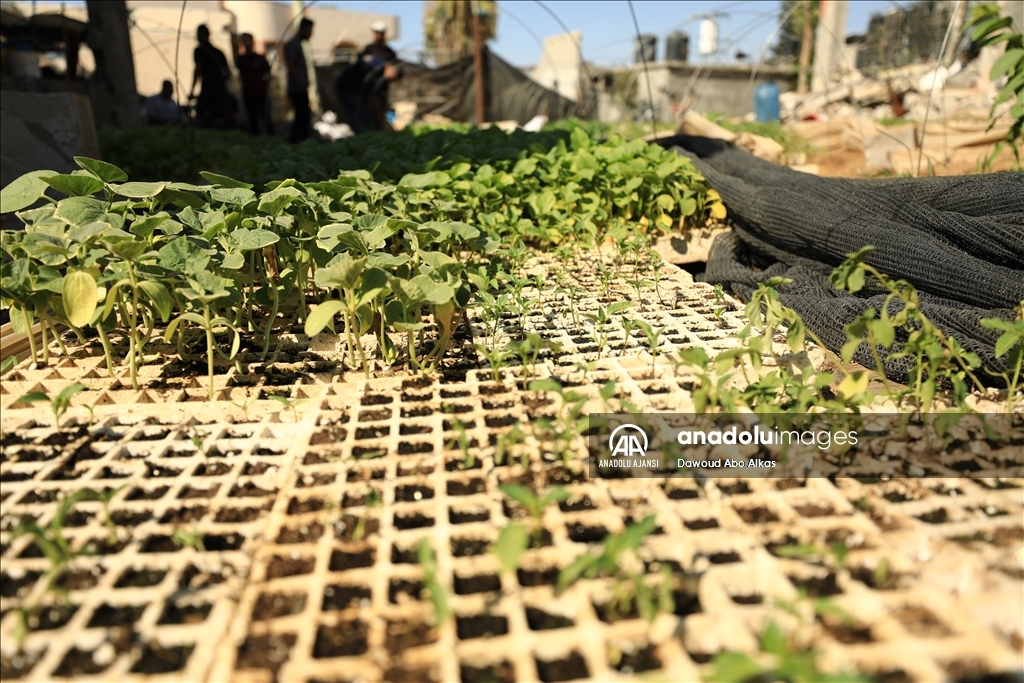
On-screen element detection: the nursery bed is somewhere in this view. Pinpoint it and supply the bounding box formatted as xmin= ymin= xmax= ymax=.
xmin=1 ymin=254 xmax=1022 ymax=683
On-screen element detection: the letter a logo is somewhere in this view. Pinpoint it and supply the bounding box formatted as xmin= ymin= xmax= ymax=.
xmin=609 ymin=424 xmax=649 ymax=457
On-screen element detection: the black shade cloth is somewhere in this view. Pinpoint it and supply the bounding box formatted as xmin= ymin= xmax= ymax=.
xmin=655 ymin=135 xmax=1024 ymax=386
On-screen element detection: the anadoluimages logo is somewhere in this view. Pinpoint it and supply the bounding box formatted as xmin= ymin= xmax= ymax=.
xmin=608 ymin=423 xmax=648 ymax=457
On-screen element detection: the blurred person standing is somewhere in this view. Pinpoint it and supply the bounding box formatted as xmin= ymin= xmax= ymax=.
xmin=359 ymin=22 xmax=398 ymax=131
xmin=284 ymin=18 xmax=315 ymax=143
xmin=234 ymin=33 xmax=271 ymax=135
xmin=144 ymin=80 xmax=180 ymax=125
xmin=360 ymin=21 xmax=397 ymax=69
xmin=188 ymin=24 xmax=230 ymax=128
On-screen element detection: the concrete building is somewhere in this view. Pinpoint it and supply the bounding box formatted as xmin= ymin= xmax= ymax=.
xmin=593 ymin=61 xmax=797 ymax=121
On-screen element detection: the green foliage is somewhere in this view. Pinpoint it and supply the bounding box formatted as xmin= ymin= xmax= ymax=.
xmin=14 ymin=383 xmax=87 ymax=430
xmin=556 ymin=515 xmax=671 ymax=622
xmin=492 ymin=523 xmax=530 ymax=574
xmin=981 ymin=306 xmax=1024 ymax=411
xmin=499 ymin=484 xmax=569 ymax=529
xmin=966 ymin=3 xmax=1023 ymax=167
xmin=831 ymin=246 xmax=986 ymax=411
xmin=706 ymin=621 xmax=869 ymax=683
xmin=171 ymin=526 xmax=206 ymax=552
xmin=417 ymin=539 xmax=450 ymax=626
xmin=6 ymin=120 xmax=721 ymax=393
xmin=13 ymin=488 xmax=119 ymax=574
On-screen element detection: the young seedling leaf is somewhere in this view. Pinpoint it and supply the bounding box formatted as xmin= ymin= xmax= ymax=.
xmin=493 ymin=524 xmax=529 ymax=574
xmin=62 ymin=270 xmax=99 ymax=327
xmin=75 ymin=157 xmax=128 ymax=183
xmin=305 ymin=300 xmax=346 ymax=337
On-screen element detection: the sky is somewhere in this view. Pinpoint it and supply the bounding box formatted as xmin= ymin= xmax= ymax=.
xmin=322 ymin=0 xmax=904 ymax=67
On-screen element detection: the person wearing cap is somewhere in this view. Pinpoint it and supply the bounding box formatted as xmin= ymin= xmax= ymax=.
xmin=358 ymin=22 xmax=398 ymax=130
xmin=362 ymin=21 xmax=397 ymax=64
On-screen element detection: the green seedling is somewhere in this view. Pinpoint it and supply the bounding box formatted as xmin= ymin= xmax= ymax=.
xmin=528 ymin=378 xmax=590 ymax=464
xmin=10 ymin=487 xmax=120 ymax=643
xmin=633 ymin=320 xmax=665 ymax=375
xmin=172 ymin=525 xmax=206 ymax=552
xmin=556 ymin=515 xmax=671 ymax=622
xmin=584 ymin=301 xmax=637 ymax=358
xmin=306 ymin=256 xmax=387 ymax=377
xmin=773 ymin=540 xmax=848 ymax=569
xmin=417 ymin=539 xmax=450 ymax=626
xmin=1 ymin=355 xmax=16 ymax=374
xmin=494 ymin=423 xmax=525 ymax=467
xmin=648 ymin=249 xmax=666 ymax=303
xmin=12 ymin=488 xmax=120 ymax=587
xmin=981 ymin=306 xmax=1023 ymax=412
xmin=98 ymin=237 xmax=173 ymax=390
xmin=166 ymin=272 xmax=241 ymax=401
xmin=352 ymin=488 xmax=383 ymax=542
xmin=492 ymin=523 xmax=530 ymax=574
xmin=475 ymin=343 xmax=511 ymax=383
xmin=268 ymin=395 xmax=307 ymax=422
xmin=499 ymin=483 xmax=568 ymax=545
xmin=624 ymin=274 xmax=652 ymax=311
xmin=706 ymin=621 xmax=869 ymax=683
xmin=619 ymin=317 xmax=638 ymax=351
xmin=448 ymin=418 xmax=475 ymax=469
xmin=832 ymin=246 xmax=985 ymax=410
xmin=231 ymin=393 xmax=259 ymax=421
xmin=506 ymin=333 xmax=560 ymax=383
xmin=14 ymin=383 xmax=87 ymax=430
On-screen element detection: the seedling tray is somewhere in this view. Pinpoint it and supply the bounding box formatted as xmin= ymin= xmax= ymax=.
xmin=2 ymin=254 xmax=1021 ymax=682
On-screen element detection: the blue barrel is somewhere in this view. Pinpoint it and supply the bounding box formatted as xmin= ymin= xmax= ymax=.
xmin=754 ymin=82 xmax=780 ymax=122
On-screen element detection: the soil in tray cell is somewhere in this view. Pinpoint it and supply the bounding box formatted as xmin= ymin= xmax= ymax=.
xmin=611 ymin=644 xmax=661 ymax=674
xmin=236 ymin=633 xmax=297 ymax=672
xmin=266 ymin=554 xmax=315 ymax=579
xmin=1 ymin=648 xmax=46 ymax=679
xmin=130 ymin=643 xmax=194 ymax=674
xmin=313 ymin=620 xmax=369 ymax=658
xmin=115 ymin=567 xmax=167 ymax=588
xmin=449 ymin=506 xmax=489 ymax=524
xmin=389 ymin=578 xmax=425 ymax=604
xmin=330 ymin=546 xmax=375 ymax=571
xmin=385 ymin=619 xmax=437 ymax=653
xmin=252 ymin=591 xmax=307 ymax=620
xmin=454 ymin=572 xmax=500 ymax=595
xmin=456 ymin=614 xmax=508 ymax=640
xmin=154 ymin=602 xmax=210 ymax=626
xmin=460 ymin=660 xmax=515 ymax=683
xmin=817 ymin=614 xmax=873 ymax=644
xmin=276 ymin=521 xmax=324 ymax=544
xmin=1 ymin=570 xmax=41 ymax=598
xmin=517 ymin=566 xmax=560 ymax=587
xmin=525 ymin=607 xmax=573 ymax=630
xmin=534 ymin=651 xmax=589 ymax=683
xmin=322 ymin=583 xmax=371 ymax=611
xmin=86 ymin=603 xmax=146 ymax=627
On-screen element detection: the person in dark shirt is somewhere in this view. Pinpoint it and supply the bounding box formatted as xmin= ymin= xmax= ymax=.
xmin=189 ymin=24 xmax=230 ymax=128
xmin=359 ymin=22 xmax=399 ymax=131
xmin=234 ymin=33 xmax=271 ymax=134
xmin=284 ymin=18 xmax=314 ymax=142
xmin=334 ymin=59 xmax=367 ymax=133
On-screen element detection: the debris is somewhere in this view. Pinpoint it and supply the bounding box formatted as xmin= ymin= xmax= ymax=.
xmin=675 ymin=110 xmax=783 ymax=163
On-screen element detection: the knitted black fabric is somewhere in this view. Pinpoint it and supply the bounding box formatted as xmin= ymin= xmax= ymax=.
xmin=655 ymin=135 xmax=1024 ymax=386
